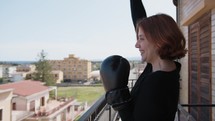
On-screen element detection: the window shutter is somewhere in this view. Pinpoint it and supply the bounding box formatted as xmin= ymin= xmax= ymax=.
xmin=189 ymin=12 xmax=211 ymax=121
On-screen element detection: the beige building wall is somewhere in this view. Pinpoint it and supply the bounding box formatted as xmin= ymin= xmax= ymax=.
xmin=178 ymin=27 xmax=189 ymax=105
xmin=12 ymin=97 xmax=28 ymax=110
xmin=52 ymin=70 xmax=63 ymax=83
xmin=177 ymin=0 xmax=190 ymax=106
xmin=0 ymin=89 xmax=13 ymax=121
xmin=12 ymin=90 xmax=50 ymax=112
xmin=49 ymin=54 xmax=92 ymax=81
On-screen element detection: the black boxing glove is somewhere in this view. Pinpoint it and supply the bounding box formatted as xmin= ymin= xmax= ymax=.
xmin=100 ymin=55 xmax=131 ymax=110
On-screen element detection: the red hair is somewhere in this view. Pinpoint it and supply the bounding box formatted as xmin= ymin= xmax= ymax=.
xmin=136 ymin=14 xmax=187 ymax=60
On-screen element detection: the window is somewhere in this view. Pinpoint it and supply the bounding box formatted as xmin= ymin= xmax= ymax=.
xmin=40 ymin=97 xmax=45 ymax=106
xmin=12 ymin=103 xmax=16 ymax=110
xmin=0 ymin=109 xmax=2 ymax=121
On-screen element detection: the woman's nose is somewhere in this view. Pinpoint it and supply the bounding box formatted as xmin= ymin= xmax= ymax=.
xmin=135 ymin=41 xmax=139 ymax=48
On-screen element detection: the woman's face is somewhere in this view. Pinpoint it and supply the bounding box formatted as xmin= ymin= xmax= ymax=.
xmin=135 ymin=27 xmax=158 ymax=63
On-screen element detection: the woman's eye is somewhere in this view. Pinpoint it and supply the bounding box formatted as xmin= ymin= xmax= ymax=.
xmin=139 ymin=38 xmax=144 ymax=41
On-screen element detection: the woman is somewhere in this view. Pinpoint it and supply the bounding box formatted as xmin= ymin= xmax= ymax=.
xmin=100 ymin=0 xmax=187 ymax=120
xmin=118 ymin=15 xmax=187 ymax=121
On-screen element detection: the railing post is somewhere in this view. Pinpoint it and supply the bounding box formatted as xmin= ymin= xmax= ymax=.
xmin=177 ymin=108 xmax=180 ymax=121
xmin=108 ymin=105 xmax=111 ymax=121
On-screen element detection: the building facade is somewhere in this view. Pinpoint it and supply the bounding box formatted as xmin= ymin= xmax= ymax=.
xmin=49 ymin=54 xmax=92 ymax=82
xmin=0 ymin=89 xmax=13 ymax=121
xmin=0 ymin=80 xmax=81 ymax=121
xmin=51 ymin=70 xmax=63 ymax=84
xmin=176 ymin=0 xmax=215 ymax=120
xmin=16 ymin=65 xmax=36 ymax=72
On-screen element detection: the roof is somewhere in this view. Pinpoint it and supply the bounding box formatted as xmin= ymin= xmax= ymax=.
xmin=0 ymin=80 xmax=49 ymax=97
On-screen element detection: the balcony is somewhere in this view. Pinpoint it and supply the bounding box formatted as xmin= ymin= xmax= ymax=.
xmin=78 ymin=79 xmax=214 ymax=121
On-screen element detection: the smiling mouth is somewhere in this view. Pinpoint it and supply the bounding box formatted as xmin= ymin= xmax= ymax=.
xmin=139 ymin=51 xmax=144 ymax=55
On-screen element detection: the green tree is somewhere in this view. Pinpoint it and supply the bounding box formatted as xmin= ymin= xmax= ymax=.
xmin=0 ymin=78 xmax=3 ymax=84
xmin=33 ymin=50 xmax=55 ymax=86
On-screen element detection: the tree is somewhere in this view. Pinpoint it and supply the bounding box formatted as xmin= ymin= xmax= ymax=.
xmin=0 ymin=78 xmax=3 ymax=84
xmin=33 ymin=50 xmax=55 ymax=86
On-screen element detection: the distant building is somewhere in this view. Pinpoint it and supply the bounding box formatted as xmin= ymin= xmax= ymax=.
xmin=10 ymin=64 xmax=64 ymax=83
xmin=25 ymin=70 xmax=64 ymax=84
xmin=49 ymin=54 xmax=92 ymax=82
xmin=10 ymin=72 xmax=28 ymax=82
xmin=16 ymin=64 xmax=36 ymax=72
xmin=0 ymin=64 xmax=36 ymax=82
xmin=0 ymin=65 xmax=17 ymax=78
xmin=51 ymin=70 xmax=63 ymax=84
xmin=89 ymin=70 xmax=100 ymax=81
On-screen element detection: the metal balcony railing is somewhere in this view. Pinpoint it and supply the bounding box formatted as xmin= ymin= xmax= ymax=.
xmin=78 ymin=94 xmax=119 ymax=121
xmin=78 ymin=79 xmax=214 ymax=121
xmin=176 ymin=104 xmax=196 ymax=121
xmin=77 ymin=79 xmax=138 ymax=121
xmin=177 ymin=104 xmax=215 ymax=121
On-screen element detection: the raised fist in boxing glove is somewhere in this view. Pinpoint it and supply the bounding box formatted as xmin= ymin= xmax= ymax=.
xmin=100 ymin=55 xmax=131 ymax=110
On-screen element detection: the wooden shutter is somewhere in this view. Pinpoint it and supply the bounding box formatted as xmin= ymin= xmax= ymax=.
xmin=189 ymin=12 xmax=211 ymax=121
xmin=189 ymin=22 xmax=199 ymax=119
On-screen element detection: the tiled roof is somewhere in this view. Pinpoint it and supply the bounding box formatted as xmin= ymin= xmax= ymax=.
xmin=0 ymin=80 xmax=49 ymax=96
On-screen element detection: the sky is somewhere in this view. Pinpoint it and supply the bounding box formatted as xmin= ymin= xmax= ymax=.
xmin=0 ymin=0 xmax=176 ymax=61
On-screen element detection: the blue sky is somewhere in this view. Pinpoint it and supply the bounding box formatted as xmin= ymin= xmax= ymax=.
xmin=0 ymin=0 xmax=176 ymax=61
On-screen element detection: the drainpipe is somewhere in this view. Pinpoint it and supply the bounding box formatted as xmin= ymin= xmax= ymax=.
xmin=172 ymin=0 xmax=179 ymax=23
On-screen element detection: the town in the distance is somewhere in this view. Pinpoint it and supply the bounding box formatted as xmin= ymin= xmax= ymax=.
xmin=0 ymin=52 xmax=145 ymax=121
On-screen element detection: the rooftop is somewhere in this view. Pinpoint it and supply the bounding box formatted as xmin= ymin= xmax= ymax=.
xmin=0 ymin=80 xmax=49 ymax=96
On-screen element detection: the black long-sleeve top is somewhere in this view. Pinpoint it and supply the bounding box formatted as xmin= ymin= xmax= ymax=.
xmin=130 ymin=0 xmax=147 ymax=29
xmin=118 ymin=62 xmax=180 ymax=121
xmin=117 ymin=1 xmax=180 ymax=121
